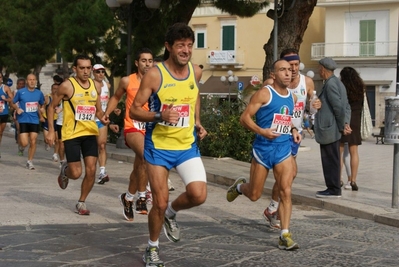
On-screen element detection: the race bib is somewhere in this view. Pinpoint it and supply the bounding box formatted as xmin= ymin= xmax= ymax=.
xmin=75 ymin=105 xmax=96 ymax=121
xmin=158 ymin=104 xmax=190 ymax=128
xmin=0 ymin=101 xmax=4 ymax=111
xmin=293 ymin=102 xmax=304 ymax=119
xmin=270 ymin=114 xmax=292 ymax=134
xmin=133 ymin=120 xmax=146 ymax=131
xmin=100 ymin=95 xmax=109 ymax=111
xmin=25 ymin=102 xmax=38 ymax=112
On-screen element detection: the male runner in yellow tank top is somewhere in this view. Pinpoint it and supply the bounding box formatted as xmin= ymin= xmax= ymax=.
xmin=104 ymin=48 xmax=154 ymax=220
xmin=46 ymin=54 xmax=105 ymax=216
xmin=130 ymin=23 xmax=207 ymax=267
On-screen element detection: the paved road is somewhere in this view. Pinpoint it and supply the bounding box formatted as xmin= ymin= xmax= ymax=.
xmin=0 ymin=133 xmax=399 ymax=267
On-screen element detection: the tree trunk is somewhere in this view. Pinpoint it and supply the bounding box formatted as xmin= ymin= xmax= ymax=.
xmin=34 ymin=65 xmax=43 ymax=90
xmin=62 ymin=55 xmax=70 ymax=79
xmin=262 ymin=0 xmax=318 ymax=81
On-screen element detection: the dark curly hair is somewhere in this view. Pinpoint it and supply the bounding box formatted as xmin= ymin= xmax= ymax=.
xmin=340 ymin=66 xmax=364 ymax=102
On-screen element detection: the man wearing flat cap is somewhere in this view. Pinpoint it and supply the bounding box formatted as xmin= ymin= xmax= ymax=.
xmin=314 ymin=57 xmax=351 ymax=198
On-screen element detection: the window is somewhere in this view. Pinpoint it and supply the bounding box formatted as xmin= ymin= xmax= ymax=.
xmin=222 ymin=25 xmax=235 ymax=51
xmin=194 ymin=28 xmax=206 ymax=49
xmin=359 ymin=20 xmax=376 ymax=56
xmin=197 ymin=32 xmax=205 ymax=48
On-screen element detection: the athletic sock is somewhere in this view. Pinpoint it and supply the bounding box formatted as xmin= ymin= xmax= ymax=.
xmin=148 ymin=239 xmax=159 ymax=248
xmin=165 ymin=202 xmax=176 ymax=218
xmin=268 ymin=199 xmax=279 ymax=213
xmin=125 ymin=191 xmax=135 ymax=201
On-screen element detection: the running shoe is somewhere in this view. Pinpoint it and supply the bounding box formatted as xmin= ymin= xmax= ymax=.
xmin=263 ymin=208 xmax=281 ymax=229
xmin=52 ymin=153 xmax=59 ymax=162
xmin=59 ymin=160 xmax=65 ymax=169
xmin=142 ymin=246 xmax=164 ymax=267
xmin=97 ymin=173 xmax=110 ymax=184
xmin=226 ymin=177 xmax=246 ymax=202
xmin=136 ymin=197 xmax=148 ymax=215
xmin=26 ymin=161 xmax=35 ymax=170
xmin=278 ymin=232 xmax=299 ymax=250
xmin=168 ymin=178 xmax=175 ymax=191
xmin=58 ymin=161 xmax=69 ymax=189
xmin=119 ymin=193 xmax=134 ymax=221
xmin=18 ymin=146 xmax=24 ymax=156
xmin=163 ymin=214 xmax=180 ymax=242
xmin=75 ymin=202 xmax=90 ymax=215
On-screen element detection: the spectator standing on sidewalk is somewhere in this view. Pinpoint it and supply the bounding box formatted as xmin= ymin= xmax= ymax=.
xmin=103 ymin=47 xmax=154 ymax=220
xmin=46 ymin=54 xmax=104 ymax=215
xmin=0 ymin=73 xmax=14 ymax=158
xmin=129 ymin=23 xmax=208 ymax=267
xmin=339 ymin=66 xmax=364 ymax=191
xmin=92 ymin=64 xmax=112 ymax=184
xmin=227 ymin=59 xmax=301 ymax=251
xmin=314 ymin=57 xmax=351 ymax=198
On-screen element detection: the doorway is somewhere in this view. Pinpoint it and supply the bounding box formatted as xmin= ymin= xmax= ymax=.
xmin=366 ymin=86 xmax=376 ymax=126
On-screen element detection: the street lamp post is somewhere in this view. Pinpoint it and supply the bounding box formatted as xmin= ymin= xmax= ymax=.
xmin=220 ymin=70 xmax=239 ymax=103
xmin=106 ymin=0 xmax=133 ymax=75
xmin=106 ymin=0 xmax=161 ymax=75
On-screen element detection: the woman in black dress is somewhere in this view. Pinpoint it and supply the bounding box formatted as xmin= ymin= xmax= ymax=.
xmin=340 ymin=67 xmax=364 ymax=191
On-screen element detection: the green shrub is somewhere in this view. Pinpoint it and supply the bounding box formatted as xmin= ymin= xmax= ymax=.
xmin=199 ymin=95 xmax=254 ymax=162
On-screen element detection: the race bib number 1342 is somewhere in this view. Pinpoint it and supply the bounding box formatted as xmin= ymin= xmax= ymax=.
xmin=75 ymin=105 xmax=96 ymax=121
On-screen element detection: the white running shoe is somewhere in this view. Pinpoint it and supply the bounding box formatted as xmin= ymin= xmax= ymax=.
xmin=52 ymin=154 xmax=59 ymax=162
xmin=26 ymin=161 xmax=35 ymax=170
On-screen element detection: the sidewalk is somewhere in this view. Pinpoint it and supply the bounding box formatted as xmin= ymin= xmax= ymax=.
xmin=105 ymin=133 xmax=399 ymax=228
xmin=4 ymin=126 xmax=399 ymax=228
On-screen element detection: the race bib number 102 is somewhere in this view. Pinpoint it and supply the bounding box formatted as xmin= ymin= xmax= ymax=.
xmin=270 ymin=114 xmax=292 ymax=134
xmin=75 ymin=105 xmax=96 ymax=121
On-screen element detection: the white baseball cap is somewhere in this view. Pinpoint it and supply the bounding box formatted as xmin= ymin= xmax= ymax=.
xmin=93 ymin=64 xmax=105 ymax=71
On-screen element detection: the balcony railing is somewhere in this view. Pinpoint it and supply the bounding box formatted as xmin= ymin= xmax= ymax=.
xmin=311 ymin=41 xmax=397 ymax=59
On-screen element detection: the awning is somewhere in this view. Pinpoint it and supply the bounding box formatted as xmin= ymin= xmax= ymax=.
xmin=199 ymin=75 xmax=253 ymax=96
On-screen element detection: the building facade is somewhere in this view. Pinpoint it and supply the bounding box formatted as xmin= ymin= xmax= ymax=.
xmin=312 ymin=0 xmax=399 ymax=127
xmin=190 ymin=2 xmax=324 ymax=99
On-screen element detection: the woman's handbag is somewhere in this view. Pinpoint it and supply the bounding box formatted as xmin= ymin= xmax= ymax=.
xmin=361 ymin=94 xmax=373 ymax=139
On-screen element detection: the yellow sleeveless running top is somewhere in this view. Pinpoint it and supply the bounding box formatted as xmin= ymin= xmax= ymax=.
xmin=146 ymin=62 xmax=199 ymax=150
xmin=62 ymin=77 xmax=99 ymax=141
xmin=42 ymin=94 xmax=58 ymax=120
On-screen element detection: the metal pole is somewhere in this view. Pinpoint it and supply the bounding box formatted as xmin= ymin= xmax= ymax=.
xmin=273 ymin=0 xmax=278 ymax=61
xmin=228 ymin=83 xmax=231 ymax=103
xmin=392 ymin=16 xmax=399 ymax=208
xmin=126 ymin=5 xmax=132 ymax=76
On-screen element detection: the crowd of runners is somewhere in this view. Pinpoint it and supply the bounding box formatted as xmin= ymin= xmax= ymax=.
xmin=0 ymin=23 xmax=336 ymax=267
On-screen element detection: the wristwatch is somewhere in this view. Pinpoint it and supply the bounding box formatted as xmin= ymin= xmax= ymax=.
xmin=154 ymin=112 xmax=162 ymax=122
